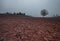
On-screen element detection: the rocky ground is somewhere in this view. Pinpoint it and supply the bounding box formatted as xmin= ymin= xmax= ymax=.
xmin=0 ymin=15 xmax=60 ymax=41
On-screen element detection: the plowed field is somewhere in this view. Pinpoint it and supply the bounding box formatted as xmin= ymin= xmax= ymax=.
xmin=0 ymin=15 xmax=60 ymax=41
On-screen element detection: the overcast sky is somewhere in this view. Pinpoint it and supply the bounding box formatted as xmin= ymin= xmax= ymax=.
xmin=0 ymin=0 xmax=60 ymax=17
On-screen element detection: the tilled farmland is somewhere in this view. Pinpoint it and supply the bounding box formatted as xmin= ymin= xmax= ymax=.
xmin=0 ymin=15 xmax=60 ymax=41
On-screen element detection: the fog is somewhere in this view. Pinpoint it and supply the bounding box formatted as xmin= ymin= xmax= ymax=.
xmin=0 ymin=0 xmax=60 ymax=17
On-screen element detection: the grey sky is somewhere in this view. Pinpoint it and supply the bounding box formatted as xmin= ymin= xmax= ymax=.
xmin=0 ymin=0 xmax=60 ymax=17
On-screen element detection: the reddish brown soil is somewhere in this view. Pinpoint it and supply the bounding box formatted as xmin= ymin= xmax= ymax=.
xmin=0 ymin=15 xmax=60 ymax=41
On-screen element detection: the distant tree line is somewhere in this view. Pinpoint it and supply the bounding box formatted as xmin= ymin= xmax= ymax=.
xmin=0 ymin=12 xmax=26 ymax=16
xmin=53 ymin=14 xmax=60 ymax=18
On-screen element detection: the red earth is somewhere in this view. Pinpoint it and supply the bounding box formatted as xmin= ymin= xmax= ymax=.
xmin=0 ymin=15 xmax=60 ymax=41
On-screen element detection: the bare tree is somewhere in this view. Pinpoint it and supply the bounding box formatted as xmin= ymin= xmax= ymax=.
xmin=41 ymin=9 xmax=48 ymax=17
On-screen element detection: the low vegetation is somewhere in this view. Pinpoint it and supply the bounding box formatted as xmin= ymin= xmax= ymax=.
xmin=0 ymin=12 xmax=26 ymax=16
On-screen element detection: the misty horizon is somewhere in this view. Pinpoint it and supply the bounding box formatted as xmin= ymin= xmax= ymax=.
xmin=0 ymin=0 xmax=60 ymax=17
